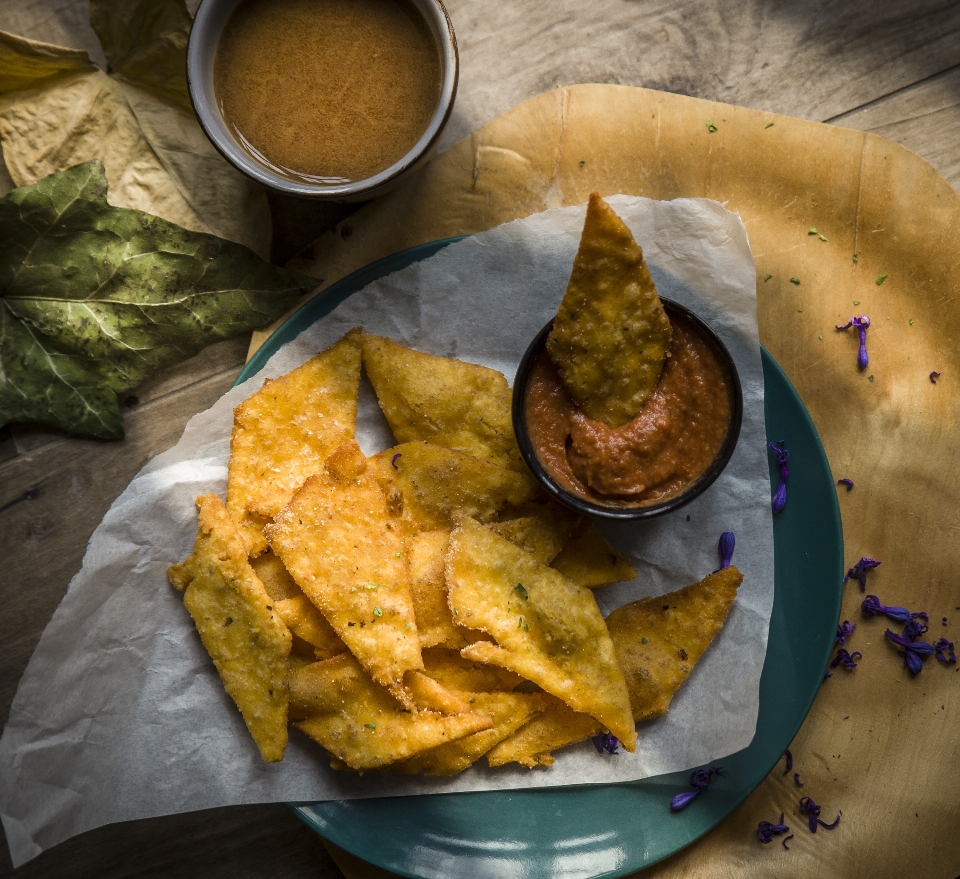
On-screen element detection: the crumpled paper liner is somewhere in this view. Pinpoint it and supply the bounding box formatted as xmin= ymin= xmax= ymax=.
xmin=0 ymin=194 xmax=772 ymax=867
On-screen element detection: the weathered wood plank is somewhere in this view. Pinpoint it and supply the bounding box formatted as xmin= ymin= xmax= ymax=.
xmin=832 ymin=66 xmax=960 ymax=191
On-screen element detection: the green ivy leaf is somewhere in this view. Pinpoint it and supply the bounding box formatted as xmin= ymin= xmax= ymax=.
xmin=0 ymin=161 xmax=316 ymax=439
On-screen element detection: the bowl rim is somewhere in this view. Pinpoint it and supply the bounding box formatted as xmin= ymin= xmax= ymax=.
xmin=186 ymin=0 xmax=459 ymax=200
xmin=512 ymin=298 xmax=744 ymax=520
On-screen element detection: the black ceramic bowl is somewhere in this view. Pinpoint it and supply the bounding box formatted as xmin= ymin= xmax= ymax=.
xmin=512 ymin=298 xmax=743 ymax=520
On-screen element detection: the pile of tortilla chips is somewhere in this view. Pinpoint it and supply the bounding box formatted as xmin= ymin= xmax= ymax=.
xmin=168 ymin=326 xmax=742 ymax=775
xmin=167 ymin=197 xmax=743 ymax=774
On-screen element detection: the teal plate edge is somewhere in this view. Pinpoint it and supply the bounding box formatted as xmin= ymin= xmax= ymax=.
xmin=235 ymin=238 xmax=844 ymax=879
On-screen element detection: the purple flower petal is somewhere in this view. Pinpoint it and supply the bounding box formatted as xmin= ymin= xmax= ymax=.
xmin=718 ymin=531 xmax=735 ymax=569
xmin=836 ymin=620 xmax=856 ymax=645
xmin=799 ymin=796 xmax=821 ymax=832
xmin=768 ymin=441 xmax=789 ymax=514
xmin=670 ymin=766 xmax=723 ymax=810
xmin=934 ymin=638 xmax=956 ymax=665
xmin=391 ymin=453 xmax=402 ymax=470
xmin=782 ymin=834 xmax=794 ymax=850
xmin=758 ymin=813 xmax=790 ymax=843
xmin=837 ymin=478 xmax=854 ymax=491
xmin=830 ymin=648 xmax=862 ymax=670
xmin=592 ymin=732 xmax=619 ymax=755
xmin=670 ymin=789 xmax=701 ymax=810
xmin=930 ymin=371 xmax=941 ymax=384
xmin=836 ymin=315 xmax=870 ymax=369
xmin=794 ymin=772 xmax=804 ymax=787
xmin=783 ymin=748 xmax=793 ymax=774
xmin=818 ymin=813 xmax=841 ymax=830
xmin=885 ymin=627 xmax=934 ymax=675
xmin=843 ymin=557 xmax=880 ymax=591
xmin=861 ymin=595 xmax=924 ymax=623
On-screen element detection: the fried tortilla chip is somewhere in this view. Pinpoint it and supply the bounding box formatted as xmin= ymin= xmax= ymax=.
xmin=489 ymin=511 xmax=577 ymax=565
xmin=605 ymin=566 xmax=743 ymax=721
xmin=446 ymin=517 xmax=636 ymax=749
xmin=250 ymin=551 xmax=302 ymax=600
xmin=371 ymin=441 xmax=537 ymax=533
xmin=408 ymin=530 xmax=469 ymax=648
xmin=167 ymin=494 xmax=291 ymax=762
xmin=392 ymin=690 xmax=545 ymax=775
xmin=361 ymin=333 xmax=526 ymax=473
xmin=226 ymin=328 xmax=362 ymax=554
xmin=291 ymin=655 xmax=493 ymax=771
xmin=550 ymin=519 xmax=637 ymax=588
xmin=547 ymin=193 xmax=673 ymax=427
xmin=486 ymin=694 xmax=601 ymax=768
xmin=421 ymin=647 xmax=525 ymax=693
xmin=265 ymin=442 xmax=422 ymax=701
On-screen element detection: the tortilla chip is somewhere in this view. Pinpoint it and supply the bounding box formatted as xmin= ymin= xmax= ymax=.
xmin=168 ymin=494 xmax=291 ymax=762
xmin=361 ymin=333 xmax=525 ymax=473
xmin=392 ymin=690 xmax=545 ymax=775
xmin=371 ymin=441 xmax=537 ymax=533
xmin=291 ymin=654 xmax=493 ymax=771
xmin=486 ymin=694 xmax=601 ymax=768
xmin=402 ymin=670 xmax=474 ymax=715
xmin=265 ymin=443 xmax=422 ymax=700
xmin=250 ymin=551 xmax=302 ymax=600
xmin=605 ymin=565 xmax=742 ymax=721
xmin=226 ymin=328 xmax=362 ymax=554
xmin=421 ymin=647 xmax=524 ymax=693
xmin=550 ymin=519 xmax=637 ymax=588
xmin=408 ymin=529 xmax=470 ymax=648
xmin=547 ymin=193 xmax=672 ymax=427
xmin=489 ymin=511 xmax=577 ymax=565
xmin=446 ymin=517 xmax=636 ymax=750
xmin=274 ymin=596 xmax=347 ymax=661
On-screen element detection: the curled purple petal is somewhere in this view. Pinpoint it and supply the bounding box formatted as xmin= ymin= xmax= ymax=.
xmin=782 ymin=834 xmax=794 ymax=850
xmin=860 ymin=595 xmax=922 ymax=623
xmin=670 ymin=789 xmax=701 ymax=810
xmin=837 ymin=478 xmax=854 ymax=491
xmin=930 ymin=371 xmax=941 ymax=384
xmin=799 ymin=796 xmax=821 ymax=832
xmin=794 ymin=772 xmax=804 ymax=787
xmin=836 ymin=314 xmax=870 ymax=369
xmin=718 ymin=531 xmax=735 ymax=569
xmin=592 ymin=732 xmax=619 ymax=755
xmin=783 ymin=748 xmax=793 ymax=774
xmin=843 ymin=556 xmax=880 ymax=591
xmin=768 ymin=441 xmax=789 ymax=514
xmin=670 ymin=765 xmax=723 ymax=810
xmin=836 ymin=620 xmax=856 ymax=644
xmin=830 ymin=648 xmax=862 ymax=670
xmin=391 ymin=453 xmax=402 ymax=470
xmin=818 ymin=812 xmax=841 ymax=830
xmin=758 ymin=813 xmax=790 ymax=843
xmin=934 ymin=638 xmax=956 ymax=665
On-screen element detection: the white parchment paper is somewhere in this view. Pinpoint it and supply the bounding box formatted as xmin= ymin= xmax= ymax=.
xmin=0 ymin=196 xmax=774 ymax=867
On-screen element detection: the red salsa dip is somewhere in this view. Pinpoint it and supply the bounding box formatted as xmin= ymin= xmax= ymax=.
xmin=525 ymin=312 xmax=733 ymax=505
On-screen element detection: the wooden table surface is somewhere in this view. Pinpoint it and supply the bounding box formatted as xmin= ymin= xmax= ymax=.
xmin=2 ymin=1 xmax=960 ymax=877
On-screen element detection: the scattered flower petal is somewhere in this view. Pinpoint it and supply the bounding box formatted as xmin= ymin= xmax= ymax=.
xmin=768 ymin=441 xmax=789 ymax=514
xmin=837 ymin=478 xmax=854 ymax=491
xmin=830 ymin=648 xmax=862 ymax=670
xmin=861 ymin=595 xmax=927 ymax=623
xmin=934 ymin=638 xmax=956 ymax=665
xmin=758 ymin=813 xmax=790 ymax=843
xmin=885 ymin=624 xmax=934 ymax=675
xmin=783 ymin=748 xmax=793 ymax=774
xmin=836 ymin=620 xmax=856 ymax=644
xmin=391 ymin=453 xmax=402 ymax=470
xmin=782 ymin=834 xmax=794 ymax=850
xmin=718 ymin=531 xmax=736 ymax=569
xmin=670 ymin=766 xmax=723 ymax=811
xmin=799 ymin=796 xmax=841 ymax=832
xmin=836 ymin=315 xmax=871 ymax=369
xmin=930 ymin=371 xmax=941 ymax=384
xmin=794 ymin=773 xmax=804 ymax=787
xmin=843 ymin=557 xmax=880 ymax=591
xmin=592 ymin=732 xmax=619 ymax=755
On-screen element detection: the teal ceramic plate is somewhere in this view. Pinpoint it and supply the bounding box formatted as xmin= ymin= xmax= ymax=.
xmin=235 ymin=239 xmax=844 ymax=879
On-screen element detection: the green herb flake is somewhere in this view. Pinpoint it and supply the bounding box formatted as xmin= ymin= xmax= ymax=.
xmin=808 ymin=227 xmax=818 ymax=236
xmin=909 ymin=319 xmax=915 ymax=325
xmin=364 ymin=722 xmax=377 ymax=730
xmin=790 ymin=278 xmax=801 ymax=285
xmin=641 ymin=637 xmax=649 ymax=644
xmin=453 ymin=608 xmax=459 ymax=615
xmin=514 ymin=583 xmax=529 ymax=599
xmin=395 ymin=552 xmax=401 ymax=558
xmin=868 ymin=375 xmax=874 ymax=382
xmin=524 ymin=623 xmax=530 ymax=632
xmin=854 ymin=300 xmax=860 ymax=306
xmin=765 ymin=122 xmax=775 ymax=129
xmin=763 ymin=274 xmax=772 ymax=282
xmin=405 ymin=622 xmax=411 ymax=630
xmin=579 ymin=160 xmax=586 ymax=167
xmin=373 ymin=607 xmax=383 ymax=617
xmin=364 ymin=583 xmax=384 ymax=590
xmin=797 ymin=307 xmax=803 ymax=313
xmin=818 ymin=334 xmax=823 ymax=340
xmin=853 ymin=253 xmax=859 ymax=263
xmin=518 ymin=617 xmax=524 ymax=629
xmin=818 ymin=234 xmax=827 ymax=242
xmin=707 ymin=120 xmax=718 ymax=132
xmin=876 ymin=274 xmax=888 ymax=285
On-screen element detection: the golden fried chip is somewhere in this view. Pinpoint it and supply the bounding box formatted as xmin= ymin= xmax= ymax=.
xmin=226 ymin=328 xmax=362 ymax=554
xmin=361 ymin=333 xmax=525 ymax=473
xmin=489 ymin=511 xmax=577 ymax=565
xmin=265 ymin=442 xmax=422 ymax=701
xmin=168 ymin=494 xmax=291 ymax=762
xmin=250 ymin=551 xmax=302 ymax=600
xmin=402 ymin=670 xmax=474 ymax=715
xmin=371 ymin=441 xmax=537 ymax=532
xmin=392 ymin=690 xmax=545 ymax=775
xmin=550 ymin=519 xmax=637 ymax=588
xmin=408 ymin=530 xmax=469 ymax=648
xmin=547 ymin=193 xmax=673 ymax=427
xmin=291 ymin=655 xmax=493 ymax=771
xmin=421 ymin=647 xmax=525 ymax=693
xmin=486 ymin=695 xmax=601 ymax=768
xmin=446 ymin=517 xmax=636 ymax=749
xmin=605 ymin=565 xmax=742 ymax=721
